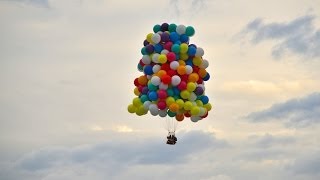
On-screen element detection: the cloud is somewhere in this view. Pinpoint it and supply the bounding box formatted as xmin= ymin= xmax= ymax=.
xmin=248 ymin=133 xmax=296 ymax=149
xmin=246 ymin=92 xmax=320 ymax=127
xmin=0 ymin=131 xmax=228 ymax=179
xmin=241 ymin=15 xmax=320 ymax=59
xmin=288 ymin=151 xmax=320 ymax=176
xmin=168 ymin=0 xmax=208 ymax=21
xmin=4 ymin=0 xmax=49 ymax=7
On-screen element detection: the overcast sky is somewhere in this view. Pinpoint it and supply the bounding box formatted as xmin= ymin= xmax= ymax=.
xmin=1 ymin=0 xmax=320 ymax=179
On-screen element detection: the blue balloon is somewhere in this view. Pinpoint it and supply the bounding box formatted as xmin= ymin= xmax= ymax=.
xmin=173 ymin=87 xmax=180 ymax=96
xmin=154 ymin=44 xmax=163 ymax=53
xmin=187 ymin=46 xmax=196 ymax=56
xmin=185 ymin=59 xmax=193 ymax=66
xmin=148 ymin=91 xmax=158 ymax=101
xmin=169 ymin=32 xmax=180 ymax=42
xmin=201 ymin=95 xmax=209 ymax=104
xmin=143 ymin=65 xmax=153 ymax=75
xmin=180 ymin=34 xmax=189 ymax=43
xmin=203 ymin=73 xmax=210 ymax=81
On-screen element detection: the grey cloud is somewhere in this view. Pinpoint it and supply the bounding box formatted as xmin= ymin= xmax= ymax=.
xmin=246 ymin=92 xmax=320 ymax=127
xmin=169 ymin=0 xmax=208 ymax=20
xmin=248 ymin=133 xmax=296 ymax=149
xmin=242 ymin=15 xmax=320 ymax=59
xmin=288 ymin=151 xmax=320 ymax=176
xmin=0 ymin=130 xmax=228 ymax=179
xmin=4 ymin=0 xmax=49 ymax=7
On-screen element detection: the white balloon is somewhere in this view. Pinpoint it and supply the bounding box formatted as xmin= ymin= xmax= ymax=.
xmin=151 ymin=76 xmax=161 ymax=86
xmin=191 ymin=116 xmax=201 ymax=122
xmin=171 ymin=75 xmax=181 ymax=86
xmin=195 ymin=47 xmax=204 ymax=57
xmin=200 ymin=59 xmax=209 ymax=69
xmin=152 ymin=64 xmax=161 ymax=73
xmin=188 ymin=92 xmax=197 ymax=101
xmin=170 ymin=61 xmax=179 ymax=70
xmin=199 ymin=107 xmax=207 ymax=116
xmin=161 ymin=49 xmax=169 ymax=55
xmin=176 ymin=25 xmax=186 ymax=35
xmin=151 ymin=33 xmax=161 ymax=44
xmin=149 ymin=104 xmax=159 ymax=116
xmin=159 ymin=82 xmax=168 ymax=90
xmin=185 ymin=65 xmax=193 ymax=74
xmin=159 ymin=110 xmax=167 ymax=117
xmin=141 ymin=55 xmax=151 ymax=64
xmin=143 ymin=101 xmax=151 ymax=110
xmin=152 ymin=53 xmax=160 ymax=63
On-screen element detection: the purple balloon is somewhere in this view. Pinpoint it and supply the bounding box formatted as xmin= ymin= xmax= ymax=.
xmin=161 ymin=33 xmax=170 ymax=43
xmin=142 ymin=87 xmax=149 ymax=94
xmin=143 ymin=39 xmax=149 ymax=46
xmin=194 ymin=87 xmax=204 ymax=95
xmin=145 ymin=44 xmax=154 ymax=54
xmin=161 ymin=23 xmax=169 ymax=32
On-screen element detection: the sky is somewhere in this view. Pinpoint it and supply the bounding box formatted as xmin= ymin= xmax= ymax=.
xmin=0 ymin=0 xmax=320 ymax=179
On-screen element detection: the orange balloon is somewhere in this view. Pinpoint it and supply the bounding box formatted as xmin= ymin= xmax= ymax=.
xmin=177 ymin=65 xmax=186 ymax=75
xmin=188 ymin=73 xmax=199 ymax=82
xmin=175 ymin=114 xmax=184 ymax=121
xmin=138 ymin=75 xmax=148 ymax=85
xmin=198 ymin=68 xmax=207 ymax=78
xmin=169 ymin=103 xmax=179 ymax=113
xmin=157 ymin=70 xmax=167 ymax=78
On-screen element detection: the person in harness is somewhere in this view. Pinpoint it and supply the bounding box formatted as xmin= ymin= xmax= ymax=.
xmin=166 ymin=132 xmax=177 ymax=145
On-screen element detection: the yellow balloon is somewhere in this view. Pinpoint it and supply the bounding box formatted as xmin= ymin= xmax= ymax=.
xmin=187 ymin=82 xmax=196 ymax=92
xmin=166 ymin=97 xmax=175 ymax=106
xmin=180 ymin=53 xmax=189 ymax=60
xmin=180 ymin=43 xmax=188 ymax=53
xmin=204 ymin=103 xmax=212 ymax=111
xmin=184 ymin=101 xmax=193 ymax=110
xmin=180 ymin=90 xmax=190 ymax=99
xmin=196 ymin=100 xmax=203 ymax=107
xmin=134 ymin=87 xmax=140 ymax=96
xmin=133 ymin=97 xmax=142 ymax=107
xmin=158 ymin=54 xmax=167 ymax=64
xmin=191 ymin=106 xmax=200 ymax=115
xmin=146 ymin=33 xmax=153 ymax=43
xmin=127 ymin=104 xmax=136 ymax=113
xmin=176 ymin=99 xmax=184 ymax=109
xmin=193 ymin=57 xmax=202 ymax=66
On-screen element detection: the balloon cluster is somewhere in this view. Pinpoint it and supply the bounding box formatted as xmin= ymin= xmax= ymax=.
xmin=127 ymin=23 xmax=212 ymax=122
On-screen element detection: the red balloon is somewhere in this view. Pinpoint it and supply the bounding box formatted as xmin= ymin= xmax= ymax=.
xmin=161 ymin=74 xmax=171 ymax=84
xmin=161 ymin=63 xmax=170 ymax=72
xmin=164 ymin=42 xmax=173 ymax=51
xmin=158 ymin=100 xmax=167 ymax=110
xmin=167 ymin=52 xmax=176 ymax=62
xmin=138 ymin=85 xmax=144 ymax=93
xmin=167 ymin=69 xmax=177 ymax=77
xmin=193 ymin=66 xmax=200 ymax=73
xmin=201 ymin=111 xmax=208 ymax=118
xmin=134 ymin=78 xmax=139 ymax=86
xmin=180 ymin=74 xmax=189 ymax=82
xmin=177 ymin=81 xmax=187 ymax=90
xmin=184 ymin=111 xmax=191 ymax=117
xmin=197 ymin=78 xmax=203 ymax=84
xmin=157 ymin=89 xmax=167 ymax=99
xmin=139 ymin=59 xmax=145 ymax=66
